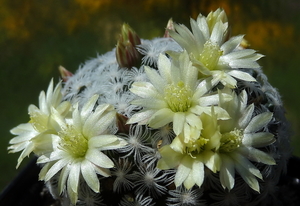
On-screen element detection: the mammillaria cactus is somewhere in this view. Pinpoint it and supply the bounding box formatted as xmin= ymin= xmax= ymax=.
xmin=8 ymin=8 xmax=292 ymax=206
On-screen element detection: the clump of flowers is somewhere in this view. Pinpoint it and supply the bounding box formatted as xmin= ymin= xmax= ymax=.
xmin=9 ymin=8 xmax=292 ymax=205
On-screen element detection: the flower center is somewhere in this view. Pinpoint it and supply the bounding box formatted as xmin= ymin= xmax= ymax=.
xmin=185 ymin=137 xmax=209 ymax=157
xmin=58 ymin=126 xmax=88 ymax=158
xmin=164 ymin=81 xmax=192 ymax=112
xmin=219 ymin=128 xmax=243 ymax=153
xmin=199 ymin=40 xmax=223 ymax=71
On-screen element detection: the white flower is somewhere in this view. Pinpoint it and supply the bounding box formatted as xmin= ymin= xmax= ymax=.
xmin=169 ymin=9 xmax=262 ymax=88
xmin=128 ymin=52 xmax=229 ymax=141
xmin=217 ymin=90 xmax=276 ymax=192
xmin=38 ymin=95 xmax=127 ymax=204
xmin=8 ymin=79 xmax=71 ymax=168
xmin=157 ymin=110 xmax=222 ymax=189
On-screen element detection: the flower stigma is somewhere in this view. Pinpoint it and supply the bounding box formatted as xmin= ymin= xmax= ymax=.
xmin=219 ymin=128 xmax=243 ymax=153
xmin=199 ymin=40 xmax=223 ymax=71
xmin=164 ymin=81 xmax=192 ymax=112
xmin=58 ymin=126 xmax=88 ymax=158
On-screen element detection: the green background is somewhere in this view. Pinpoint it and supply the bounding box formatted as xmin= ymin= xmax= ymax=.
xmin=1 ymin=0 xmax=300 ymax=192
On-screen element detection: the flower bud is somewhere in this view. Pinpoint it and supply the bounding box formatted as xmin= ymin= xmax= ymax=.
xmin=59 ymin=66 xmax=73 ymax=82
xmin=164 ymin=18 xmax=174 ymax=38
xmin=116 ymin=23 xmax=141 ymax=68
xmin=121 ymin=23 xmax=141 ymax=46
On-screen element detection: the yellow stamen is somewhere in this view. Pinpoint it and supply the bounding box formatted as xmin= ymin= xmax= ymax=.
xmin=220 ymin=128 xmax=243 ymax=153
xmin=58 ymin=126 xmax=88 ymax=158
xmin=164 ymin=81 xmax=192 ymax=112
xmin=199 ymin=40 xmax=223 ymax=70
xmin=185 ymin=137 xmax=209 ymax=157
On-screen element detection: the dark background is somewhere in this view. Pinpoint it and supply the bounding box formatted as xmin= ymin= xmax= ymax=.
xmin=1 ymin=0 xmax=300 ymax=192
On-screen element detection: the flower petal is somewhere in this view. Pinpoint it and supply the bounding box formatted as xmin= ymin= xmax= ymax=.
xmin=227 ymin=70 xmax=256 ymax=82
xmin=173 ymin=112 xmax=185 ymax=135
xmin=94 ymin=166 xmax=111 ymax=177
xmin=127 ymin=109 xmax=155 ymax=125
xmin=184 ymin=172 xmax=195 ymax=189
xmin=130 ymin=81 xmax=161 ymax=99
xmin=10 ymin=123 xmax=35 ymax=135
xmin=131 ymin=98 xmax=167 ymax=109
xmin=145 ymin=66 xmax=166 ymax=92
xmin=238 ymin=146 xmax=276 ymax=165
xmin=231 ymin=153 xmax=262 ymax=179
xmin=68 ymin=161 xmax=81 ymax=193
xmin=238 ymin=104 xmax=254 ymax=129
xmin=39 ymin=162 xmax=53 ymax=180
xmin=67 ymin=174 xmax=78 ymax=204
xmin=88 ymin=135 xmax=118 ymax=148
xmin=175 ymin=156 xmax=192 ymax=187
xmin=157 ymin=53 xmax=172 ymax=82
xmin=170 ymin=136 xmax=185 ymax=153
xmin=58 ymin=164 xmax=71 ymax=194
xmin=101 ymin=138 xmax=127 ymax=150
xmin=221 ymin=35 xmax=244 ymax=54
xmin=192 ymin=160 xmax=204 ymax=187
xmin=84 ymin=110 xmax=115 ymax=137
xmin=243 ymin=132 xmax=275 ymax=147
xmin=235 ymin=162 xmax=260 ymax=192
xmin=86 ymin=149 xmax=114 ymax=168
xmin=229 ymin=59 xmax=261 ymax=69
xmin=81 ymin=160 xmax=100 ymax=193
xmin=219 ymin=155 xmax=235 ymax=190
xmin=244 ymin=112 xmax=273 ymax=133
xmin=81 ymin=94 xmax=99 ymax=122
xmin=9 ymin=123 xmax=34 ymax=144
xmin=44 ymin=157 xmax=71 ymax=181
xmin=204 ymin=151 xmax=221 ymax=172
xmin=148 ymin=108 xmax=174 ymax=129
xmin=185 ymin=113 xmax=202 ymax=130
xmin=157 ymin=145 xmax=183 ymax=169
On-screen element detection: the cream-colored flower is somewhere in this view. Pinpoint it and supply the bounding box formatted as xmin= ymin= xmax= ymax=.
xmin=217 ymin=90 xmax=276 ymax=192
xmin=169 ymin=9 xmax=262 ymax=88
xmin=8 ymin=79 xmax=71 ymax=168
xmin=157 ymin=110 xmax=222 ymax=189
xmin=38 ymin=95 xmax=127 ymax=204
xmin=128 ymin=52 xmax=229 ymax=141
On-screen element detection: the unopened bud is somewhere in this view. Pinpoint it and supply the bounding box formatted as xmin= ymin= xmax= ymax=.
xmin=164 ymin=18 xmax=174 ymax=38
xmin=116 ymin=23 xmax=141 ymax=68
xmin=59 ymin=66 xmax=73 ymax=82
xmin=121 ymin=23 xmax=141 ymax=46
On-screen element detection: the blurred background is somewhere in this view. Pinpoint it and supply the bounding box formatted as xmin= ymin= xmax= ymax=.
xmin=1 ymin=0 xmax=300 ymax=193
